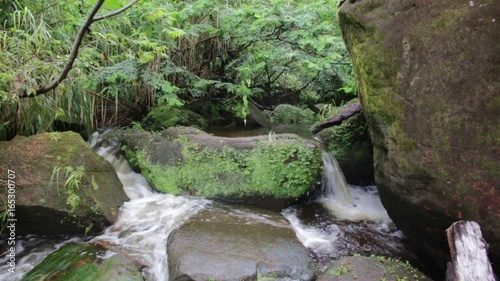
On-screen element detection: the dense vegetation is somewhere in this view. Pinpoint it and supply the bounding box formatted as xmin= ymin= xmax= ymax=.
xmin=0 ymin=0 xmax=355 ymax=140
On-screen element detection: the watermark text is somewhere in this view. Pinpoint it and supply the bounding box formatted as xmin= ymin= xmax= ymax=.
xmin=6 ymin=169 xmax=16 ymax=274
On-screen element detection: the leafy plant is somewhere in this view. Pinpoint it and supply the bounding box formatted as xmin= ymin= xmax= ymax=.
xmin=51 ymin=165 xmax=85 ymax=213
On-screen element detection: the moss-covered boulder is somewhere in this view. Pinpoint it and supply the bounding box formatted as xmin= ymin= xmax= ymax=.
xmin=317 ymin=256 xmax=431 ymax=281
xmin=316 ymin=99 xmax=374 ymax=184
xmin=338 ymin=0 xmax=500 ymax=274
xmin=22 ymin=243 xmax=145 ymax=281
xmin=268 ymin=104 xmax=316 ymax=125
xmin=141 ymin=105 xmax=207 ymax=131
xmin=168 ymin=204 xmax=315 ymax=281
xmin=0 ymin=132 xmax=128 ymax=235
xmin=121 ymin=127 xmax=321 ymax=209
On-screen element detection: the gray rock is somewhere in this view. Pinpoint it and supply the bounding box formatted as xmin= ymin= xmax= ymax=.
xmin=317 ymin=256 xmax=431 ymax=281
xmin=168 ymin=204 xmax=315 ymax=281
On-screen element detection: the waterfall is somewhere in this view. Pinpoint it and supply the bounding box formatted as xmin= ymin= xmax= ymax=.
xmin=92 ymin=143 xmax=209 ymax=281
xmin=313 ymin=135 xmax=353 ymax=205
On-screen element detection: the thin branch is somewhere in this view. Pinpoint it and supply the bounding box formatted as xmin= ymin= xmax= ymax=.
xmin=295 ymin=71 xmax=321 ymax=93
xmin=19 ymin=0 xmax=139 ymax=98
xmin=93 ymin=0 xmax=138 ymax=22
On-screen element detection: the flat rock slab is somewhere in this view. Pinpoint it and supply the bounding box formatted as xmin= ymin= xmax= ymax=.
xmin=317 ymin=256 xmax=431 ymax=281
xmin=168 ymin=204 xmax=315 ymax=281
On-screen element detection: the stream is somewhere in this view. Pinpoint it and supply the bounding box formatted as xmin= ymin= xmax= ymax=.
xmin=0 ymin=130 xmax=414 ymax=280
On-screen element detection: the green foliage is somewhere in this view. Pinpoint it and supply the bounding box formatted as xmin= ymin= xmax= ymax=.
xmin=141 ymin=105 xmax=207 ymax=131
xmin=0 ymin=0 xmax=354 ymax=139
xmin=123 ymin=138 xmax=321 ymax=199
xmin=267 ymin=104 xmax=316 ymax=125
xmin=51 ymin=165 xmax=85 ymax=213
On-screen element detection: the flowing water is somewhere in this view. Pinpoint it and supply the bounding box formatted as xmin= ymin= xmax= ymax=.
xmin=91 ymin=145 xmax=210 ymax=281
xmin=1 ymin=131 xmax=413 ymax=279
xmin=282 ymin=136 xmax=412 ymax=269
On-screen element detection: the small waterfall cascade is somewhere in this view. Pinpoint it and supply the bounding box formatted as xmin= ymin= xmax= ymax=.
xmin=313 ymin=135 xmax=353 ymax=206
xmin=92 ymin=141 xmax=209 ymax=281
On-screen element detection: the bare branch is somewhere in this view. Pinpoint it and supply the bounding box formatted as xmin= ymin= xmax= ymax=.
xmin=18 ymin=0 xmax=105 ymax=98
xmin=19 ymin=0 xmax=139 ymax=98
xmin=93 ymin=0 xmax=138 ymax=22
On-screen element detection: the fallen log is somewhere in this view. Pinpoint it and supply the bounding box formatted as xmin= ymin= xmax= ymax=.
xmin=312 ymin=102 xmax=362 ymax=134
xmin=446 ymin=221 xmax=496 ymax=281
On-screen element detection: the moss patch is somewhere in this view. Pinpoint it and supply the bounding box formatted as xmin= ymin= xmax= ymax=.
xmin=22 ymin=243 xmax=143 ymax=281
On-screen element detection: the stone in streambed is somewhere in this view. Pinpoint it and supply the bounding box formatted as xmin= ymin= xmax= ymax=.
xmin=167 ymin=204 xmax=315 ymax=281
xmin=121 ymin=127 xmax=321 ymax=210
xmin=317 ymin=256 xmax=431 ymax=281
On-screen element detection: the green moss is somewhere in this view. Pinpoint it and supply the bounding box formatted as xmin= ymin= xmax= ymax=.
xmin=425 ymin=7 xmax=468 ymax=34
xmin=23 ymin=243 xmax=143 ymax=281
xmin=390 ymin=121 xmax=417 ymax=153
xmin=257 ymin=273 xmax=278 ymax=281
xmin=317 ymin=110 xmax=373 ymax=182
xmin=22 ymin=243 xmax=103 ymax=281
xmin=327 ymin=261 xmax=351 ymax=276
xmin=360 ymin=0 xmax=384 ymax=12
xmin=125 ymin=139 xmax=321 ymax=199
xmin=122 ymin=145 xmax=182 ymax=195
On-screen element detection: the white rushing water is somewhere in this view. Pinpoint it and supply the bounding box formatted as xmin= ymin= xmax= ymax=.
xmin=282 ymin=208 xmax=339 ymax=255
xmin=319 ymin=185 xmax=391 ymax=222
xmin=321 ymin=150 xmax=353 ymax=205
xmin=313 ymin=135 xmax=390 ymax=222
xmin=92 ymin=145 xmax=209 ymax=281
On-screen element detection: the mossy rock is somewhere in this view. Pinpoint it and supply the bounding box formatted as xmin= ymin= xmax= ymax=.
xmin=317 ymin=256 xmax=431 ymax=281
xmin=0 ymin=132 xmax=128 ymax=235
xmin=339 ymin=0 xmax=500 ymax=274
xmin=22 ymin=243 xmax=144 ymax=281
xmin=141 ymin=106 xmax=207 ymax=131
xmin=120 ymin=127 xmax=321 ymax=210
xmin=268 ymin=104 xmax=316 ymax=125
xmin=315 ymin=99 xmax=374 ymax=184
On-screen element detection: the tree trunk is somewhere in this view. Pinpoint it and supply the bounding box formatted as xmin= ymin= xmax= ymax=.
xmin=446 ymin=221 xmax=496 ymax=281
xmin=311 ymin=102 xmax=361 ymax=134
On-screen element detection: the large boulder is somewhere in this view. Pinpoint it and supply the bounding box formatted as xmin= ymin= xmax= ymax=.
xmin=22 ymin=243 xmax=145 ymax=281
xmin=317 ymin=256 xmax=431 ymax=281
xmin=121 ymin=127 xmax=321 ymax=210
xmin=0 ymin=132 xmax=128 ymax=235
xmin=338 ymin=0 xmax=500 ymax=275
xmin=167 ymin=204 xmax=315 ymax=281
